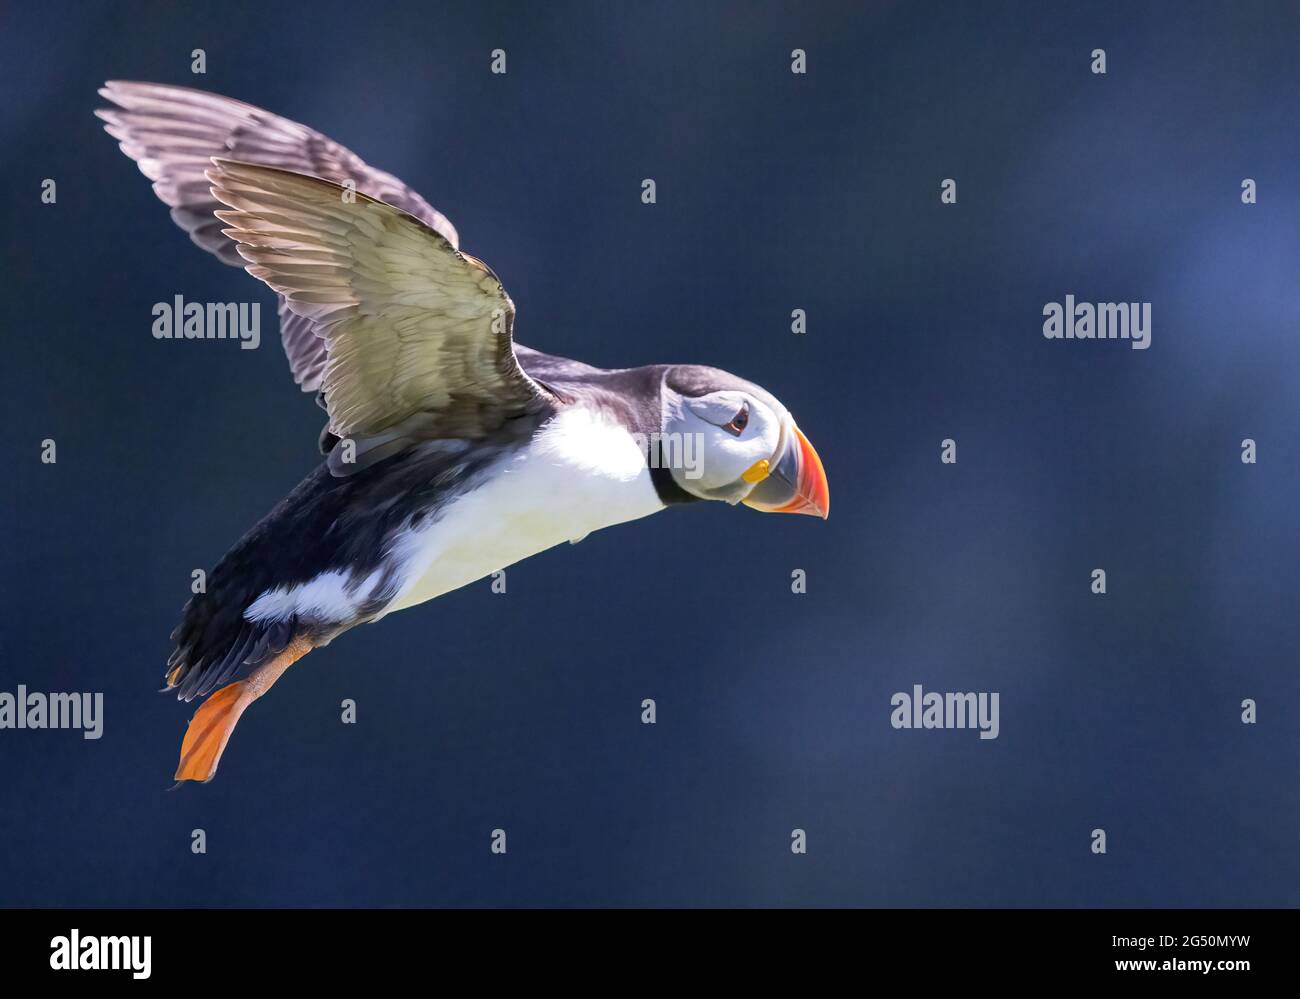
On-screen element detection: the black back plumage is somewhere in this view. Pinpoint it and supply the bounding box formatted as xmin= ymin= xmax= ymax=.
xmin=166 ymin=434 xmax=520 ymax=701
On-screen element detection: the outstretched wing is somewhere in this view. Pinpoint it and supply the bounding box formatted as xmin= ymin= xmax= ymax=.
xmin=208 ymin=159 xmax=556 ymax=444
xmin=96 ymin=80 xmax=458 ymax=392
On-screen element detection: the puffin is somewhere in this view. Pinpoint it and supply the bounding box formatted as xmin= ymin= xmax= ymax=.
xmin=97 ymin=82 xmax=830 ymax=783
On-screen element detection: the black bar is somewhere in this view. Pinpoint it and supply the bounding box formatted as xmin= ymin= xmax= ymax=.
xmin=0 ymin=908 xmax=1286 ymax=985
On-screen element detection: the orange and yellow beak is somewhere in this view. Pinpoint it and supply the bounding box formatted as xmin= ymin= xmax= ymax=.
xmin=740 ymin=424 xmax=829 ymax=519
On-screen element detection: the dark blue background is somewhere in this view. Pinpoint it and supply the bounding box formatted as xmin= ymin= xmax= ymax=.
xmin=2 ymin=0 xmax=1296 ymax=906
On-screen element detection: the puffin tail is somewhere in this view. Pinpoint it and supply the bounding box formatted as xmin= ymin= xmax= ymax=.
xmin=173 ymin=636 xmax=313 ymax=784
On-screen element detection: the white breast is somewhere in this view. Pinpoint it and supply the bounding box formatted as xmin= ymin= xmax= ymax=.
xmin=380 ymin=407 xmax=664 ymax=616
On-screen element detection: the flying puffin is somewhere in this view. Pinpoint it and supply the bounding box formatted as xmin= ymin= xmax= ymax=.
xmin=97 ymin=82 xmax=830 ymax=783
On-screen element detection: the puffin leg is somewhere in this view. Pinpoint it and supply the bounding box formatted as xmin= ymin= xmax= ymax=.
xmin=173 ymin=635 xmax=313 ymax=783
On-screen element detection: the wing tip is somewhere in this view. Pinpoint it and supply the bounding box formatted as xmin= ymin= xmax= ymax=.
xmin=97 ymin=80 xmax=159 ymax=105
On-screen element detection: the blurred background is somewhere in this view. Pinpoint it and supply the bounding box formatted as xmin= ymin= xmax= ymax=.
xmin=1 ymin=0 xmax=1296 ymax=906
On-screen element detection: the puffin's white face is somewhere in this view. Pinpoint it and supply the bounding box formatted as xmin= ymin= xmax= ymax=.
xmin=660 ymin=378 xmax=829 ymax=517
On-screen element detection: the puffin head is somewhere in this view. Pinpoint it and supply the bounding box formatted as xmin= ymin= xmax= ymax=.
xmin=657 ymin=365 xmax=829 ymax=519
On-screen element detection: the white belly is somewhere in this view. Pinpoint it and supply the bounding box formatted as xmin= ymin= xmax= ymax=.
xmin=382 ymin=408 xmax=664 ymax=615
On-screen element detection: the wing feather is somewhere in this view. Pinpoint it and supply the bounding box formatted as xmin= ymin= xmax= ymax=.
xmin=207 ymin=159 xmax=554 ymax=442
xmin=97 ymin=80 xmax=457 ymax=393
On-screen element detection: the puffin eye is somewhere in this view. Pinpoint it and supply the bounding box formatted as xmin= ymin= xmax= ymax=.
xmin=722 ymin=402 xmax=750 ymax=436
